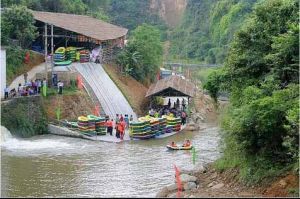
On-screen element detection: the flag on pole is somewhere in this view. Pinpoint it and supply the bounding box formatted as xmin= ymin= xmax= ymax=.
xmin=174 ymin=164 xmax=182 ymax=198
xmin=42 ymin=84 xmax=47 ymax=97
xmin=94 ymin=104 xmax=100 ymax=116
xmin=77 ymin=74 xmax=83 ymax=90
xmin=192 ymin=147 xmax=196 ymax=165
xmin=56 ymin=107 xmax=61 ymax=121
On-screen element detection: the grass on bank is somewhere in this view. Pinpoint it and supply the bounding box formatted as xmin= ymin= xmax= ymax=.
xmin=45 ymin=86 xmax=78 ymax=97
xmin=6 ymin=47 xmax=44 ymax=85
xmin=1 ymin=97 xmax=48 ymax=138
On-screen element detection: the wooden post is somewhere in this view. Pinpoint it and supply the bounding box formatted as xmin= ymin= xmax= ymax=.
xmin=44 ymin=23 xmax=48 ymax=83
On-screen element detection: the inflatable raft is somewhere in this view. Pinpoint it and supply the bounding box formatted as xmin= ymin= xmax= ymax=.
xmin=54 ymin=60 xmax=72 ymax=66
xmin=87 ymin=115 xmax=106 ymax=135
xmin=129 ymin=120 xmax=156 ymax=139
xmin=166 ymin=145 xmax=193 ymax=150
xmin=55 ymin=47 xmax=66 ymax=54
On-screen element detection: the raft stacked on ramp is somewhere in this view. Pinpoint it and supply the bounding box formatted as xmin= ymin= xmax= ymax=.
xmin=73 ymin=63 xmax=137 ymax=121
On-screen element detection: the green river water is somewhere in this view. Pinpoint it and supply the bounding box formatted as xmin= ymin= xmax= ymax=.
xmin=1 ymin=124 xmax=221 ymax=197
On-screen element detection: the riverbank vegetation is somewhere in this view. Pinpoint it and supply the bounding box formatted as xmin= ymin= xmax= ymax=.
xmin=117 ymin=24 xmax=163 ymax=84
xmin=204 ymin=0 xmax=299 ymax=185
xmin=1 ymin=5 xmax=43 ymax=84
xmin=1 ymin=97 xmax=48 ymax=137
xmin=42 ymin=90 xmax=95 ymax=122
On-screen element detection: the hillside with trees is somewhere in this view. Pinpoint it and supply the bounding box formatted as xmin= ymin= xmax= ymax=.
xmin=117 ymin=24 xmax=163 ymax=84
xmin=169 ymin=0 xmax=258 ymax=64
xmin=204 ymin=0 xmax=299 ymax=184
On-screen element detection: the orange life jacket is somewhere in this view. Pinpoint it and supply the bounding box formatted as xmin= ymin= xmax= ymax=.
xmin=106 ymin=121 xmax=113 ymax=127
xmin=118 ymin=122 xmax=125 ymax=132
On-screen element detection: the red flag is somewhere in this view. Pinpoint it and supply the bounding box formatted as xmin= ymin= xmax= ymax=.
xmin=77 ymin=74 xmax=83 ymax=90
xmin=94 ymin=104 xmax=100 ymax=116
xmin=174 ymin=164 xmax=182 ymax=198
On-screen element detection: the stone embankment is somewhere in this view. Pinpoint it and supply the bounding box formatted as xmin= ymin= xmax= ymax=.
xmin=156 ymin=164 xmax=261 ymax=198
xmin=156 ymin=164 xmax=205 ymax=198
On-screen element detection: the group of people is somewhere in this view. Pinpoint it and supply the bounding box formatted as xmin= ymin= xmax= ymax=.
xmin=168 ymin=98 xmax=186 ymax=111
xmin=4 ymin=76 xmax=66 ymax=100
xmin=170 ymin=139 xmax=191 ymax=148
xmin=4 ymin=78 xmax=47 ymax=99
xmin=148 ymin=107 xmax=187 ymax=125
xmin=104 ymin=114 xmax=134 ymax=140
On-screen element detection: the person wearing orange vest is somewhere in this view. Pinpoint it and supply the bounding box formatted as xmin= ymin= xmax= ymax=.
xmin=106 ymin=119 xmax=114 ymax=136
xmin=118 ymin=119 xmax=126 ymax=140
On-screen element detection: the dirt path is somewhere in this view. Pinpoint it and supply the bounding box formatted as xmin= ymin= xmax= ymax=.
xmin=9 ymin=62 xmax=47 ymax=90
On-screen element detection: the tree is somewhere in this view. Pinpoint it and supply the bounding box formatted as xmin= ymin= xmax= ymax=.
xmin=1 ymin=5 xmax=38 ymax=48
xmin=204 ymin=0 xmax=299 ymax=183
xmin=117 ymin=24 xmax=163 ymax=82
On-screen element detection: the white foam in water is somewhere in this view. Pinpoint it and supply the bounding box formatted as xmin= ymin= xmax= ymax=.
xmin=1 ymin=125 xmax=71 ymax=151
xmin=1 ymin=125 xmax=13 ymax=143
xmin=1 ymin=139 xmax=71 ymax=151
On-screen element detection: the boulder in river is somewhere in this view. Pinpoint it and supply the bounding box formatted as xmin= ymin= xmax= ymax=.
xmin=167 ymin=192 xmax=178 ymax=198
xmin=156 ymin=187 xmax=169 ymax=198
xmin=166 ymin=183 xmax=178 ymax=192
xmin=179 ymin=174 xmax=197 ymax=183
xmin=184 ymin=182 xmax=197 ymax=190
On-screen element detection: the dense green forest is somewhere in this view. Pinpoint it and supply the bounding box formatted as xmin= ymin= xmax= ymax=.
xmin=1 ymin=0 xmax=166 ymax=32
xmin=109 ymin=0 xmax=167 ymax=38
xmin=169 ymin=0 xmax=258 ymax=64
xmin=1 ymin=0 xmax=110 ymax=21
xmin=204 ymin=0 xmax=299 ymax=184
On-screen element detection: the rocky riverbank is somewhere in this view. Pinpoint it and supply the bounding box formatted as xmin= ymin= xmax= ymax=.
xmin=156 ymin=158 xmax=299 ymax=198
xmin=156 ymin=163 xmax=262 ymax=198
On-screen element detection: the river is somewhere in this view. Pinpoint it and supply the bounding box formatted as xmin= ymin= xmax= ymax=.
xmin=1 ymin=123 xmax=221 ymax=197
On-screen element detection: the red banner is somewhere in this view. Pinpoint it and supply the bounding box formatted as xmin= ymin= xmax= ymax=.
xmin=77 ymin=75 xmax=83 ymax=90
xmin=94 ymin=104 xmax=100 ymax=116
xmin=174 ymin=164 xmax=182 ymax=198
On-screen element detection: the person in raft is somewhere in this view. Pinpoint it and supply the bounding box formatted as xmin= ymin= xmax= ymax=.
xmin=182 ymin=139 xmax=191 ymax=147
xmin=106 ymin=119 xmax=114 ymax=136
xmin=170 ymin=141 xmax=177 ymax=147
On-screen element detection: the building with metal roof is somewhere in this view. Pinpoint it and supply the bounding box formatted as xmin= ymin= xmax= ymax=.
xmin=145 ymin=75 xmax=196 ymax=98
xmin=32 ymin=11 xmax=128 ymax=42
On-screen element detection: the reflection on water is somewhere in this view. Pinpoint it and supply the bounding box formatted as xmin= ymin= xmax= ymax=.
xmin=1 ymin=124 xmax=221 ymax=197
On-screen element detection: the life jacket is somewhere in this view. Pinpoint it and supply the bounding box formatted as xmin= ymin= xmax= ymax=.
xmin=106 ymin=121 xmax=113 ymax=127
xmin=120 ymin=121 xmax=126 ymax=132
xmin=118 ymin=122 xmax=125 ymax=132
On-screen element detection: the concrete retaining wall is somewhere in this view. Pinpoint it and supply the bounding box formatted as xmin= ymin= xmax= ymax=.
xmin=48 ymin=124 xmax=94 ymax=140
